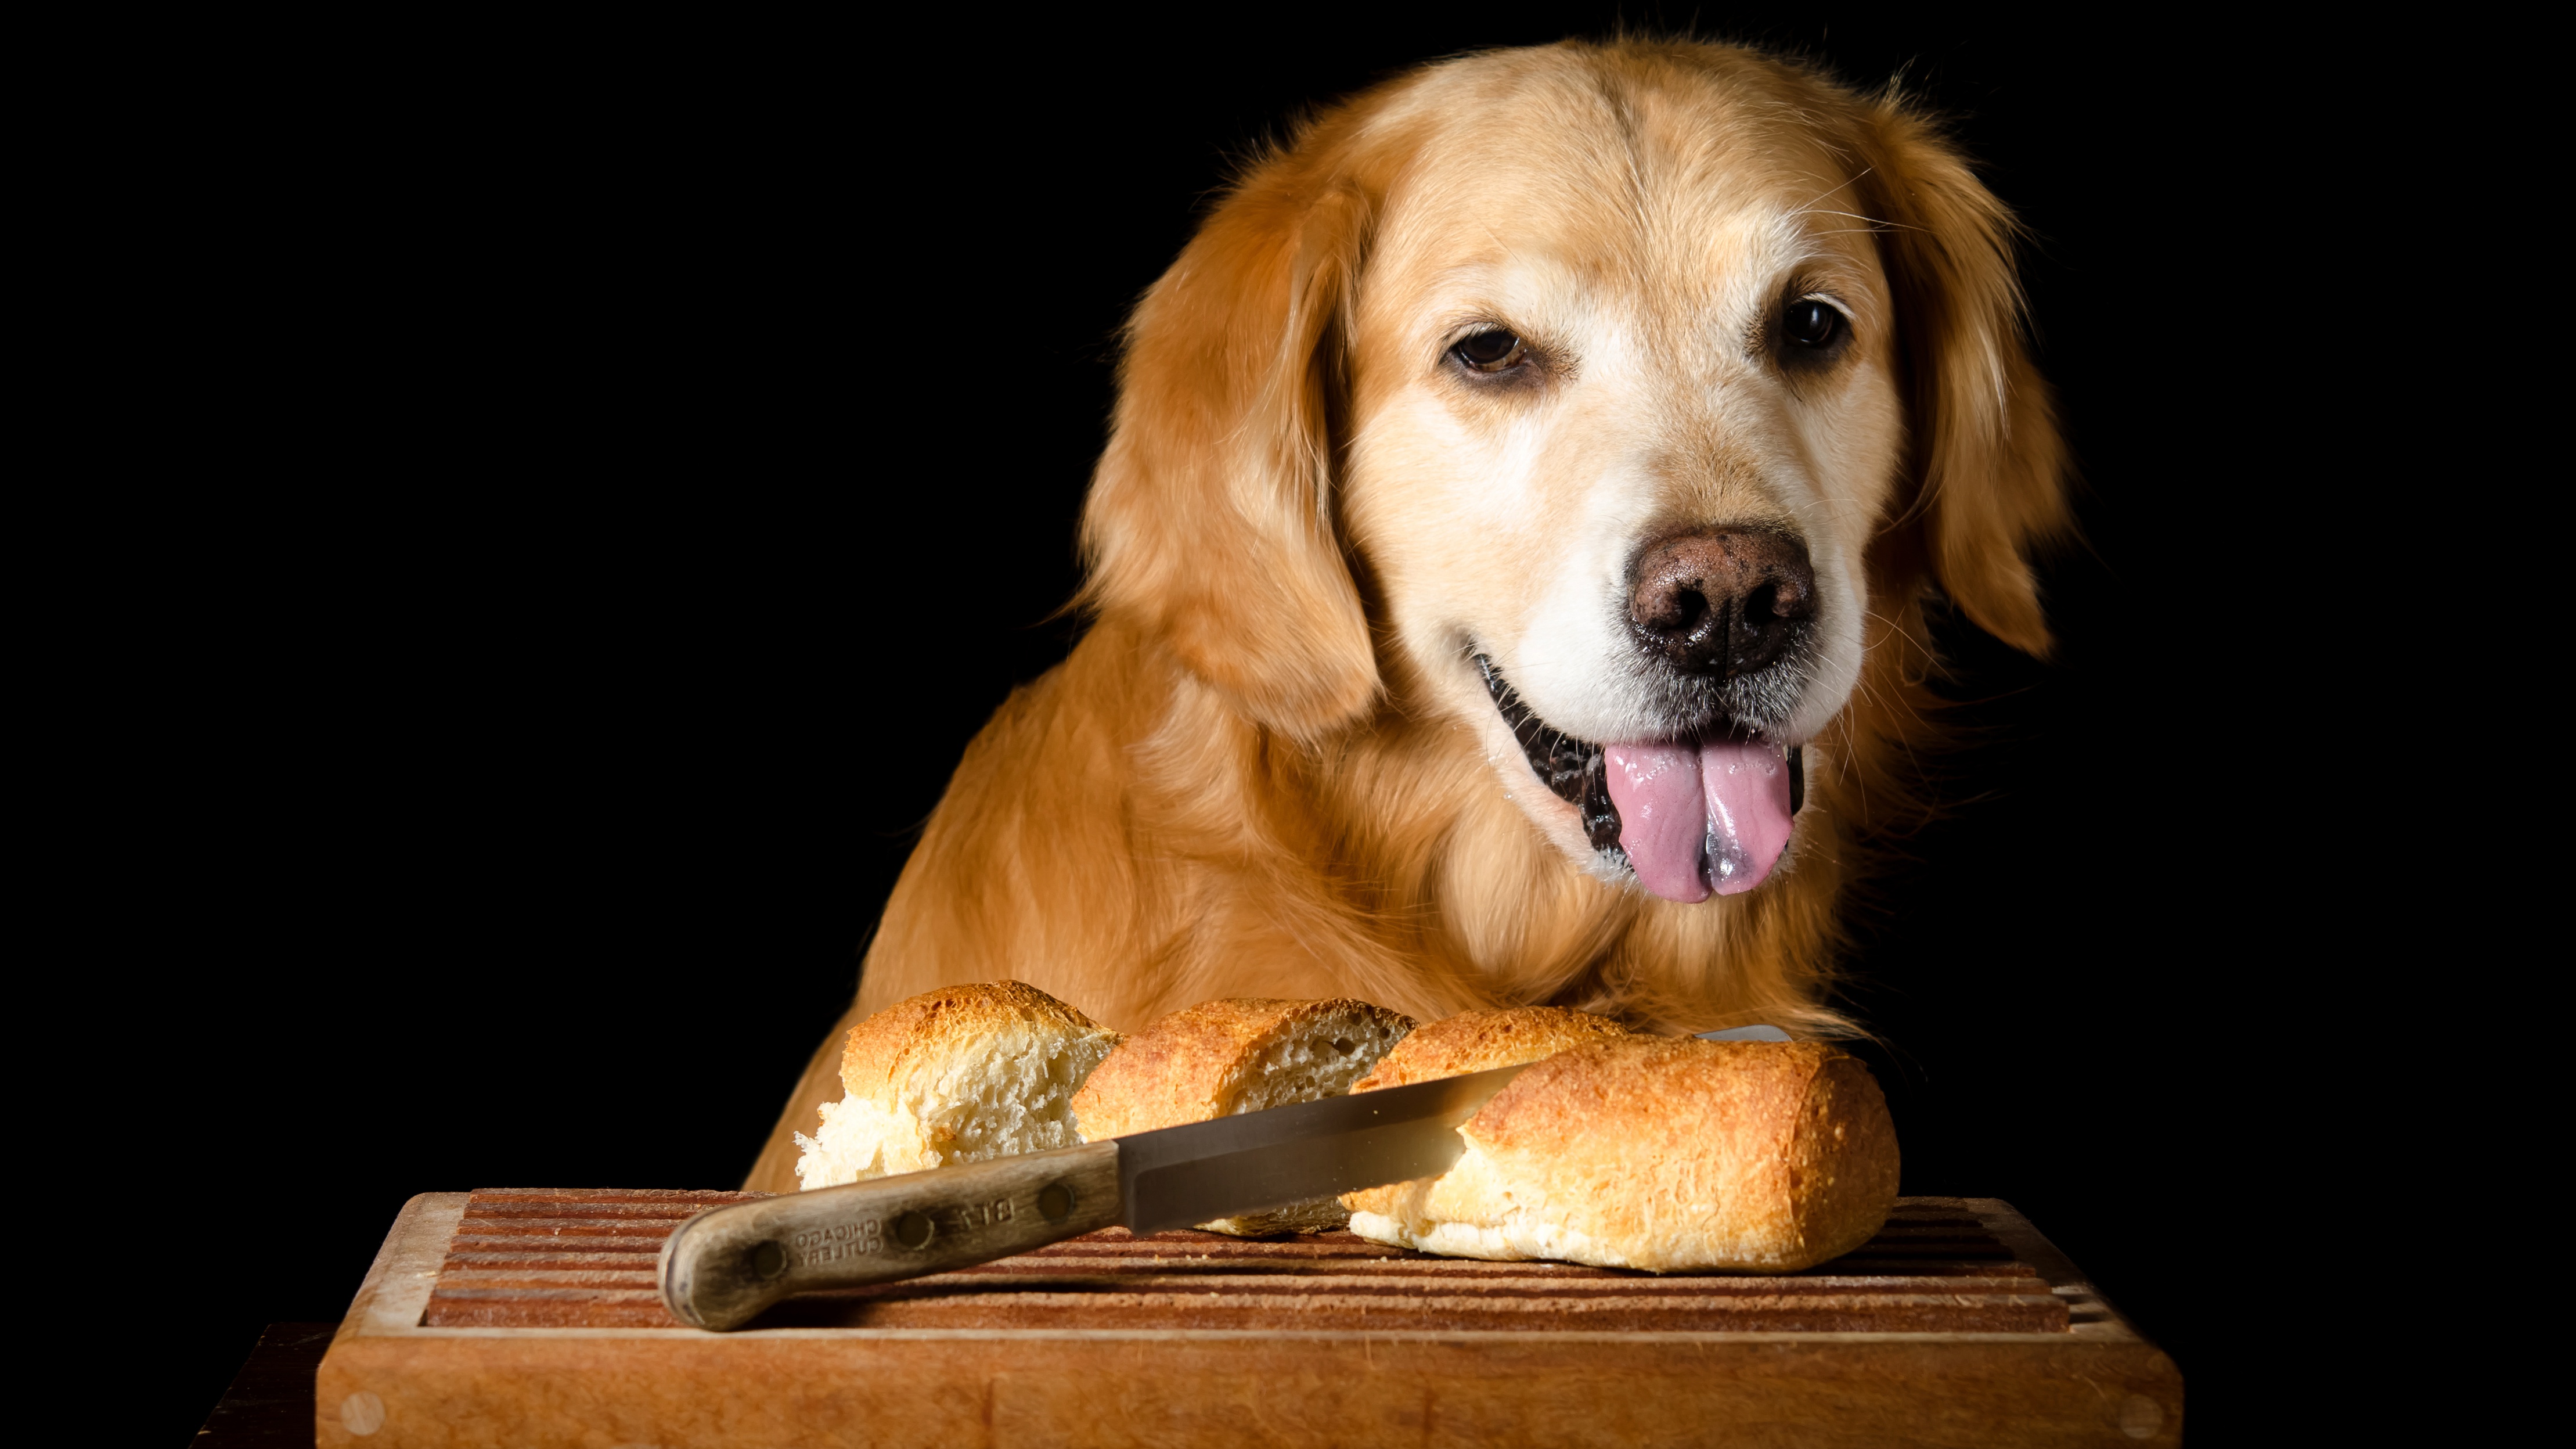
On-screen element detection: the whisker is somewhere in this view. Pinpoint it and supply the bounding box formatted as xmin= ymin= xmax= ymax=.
xmin=1786 ymin=168 xmax=1870 ymax=216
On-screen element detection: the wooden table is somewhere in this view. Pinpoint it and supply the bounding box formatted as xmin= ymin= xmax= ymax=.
xmin=312 ymin=1188 xmax=2180 ymax=1446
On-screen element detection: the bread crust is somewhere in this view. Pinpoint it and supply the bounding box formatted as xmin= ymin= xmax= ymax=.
xmin=1069 ymin=997 xmax=1413 ymax=1139
xmin=1349 ymin=1035 xmax=1899 ymax=1272
xmin=1348 ymin=1006 xmax=1633 ymax=1093
xmin=840 ymin=979 xmax=1115 ymax=1101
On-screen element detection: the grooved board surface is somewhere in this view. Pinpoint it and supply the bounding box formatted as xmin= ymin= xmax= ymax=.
xmin=424 ymin=1189 xmax=2069 ymax=1334
xmin=318 ymin=1192 xmax=2182 ymax=1448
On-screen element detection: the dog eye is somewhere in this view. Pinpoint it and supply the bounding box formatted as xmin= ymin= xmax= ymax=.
xmin=1782 ymin=300 xmax=1843 ymax=350
xmin=1452 ymin=328 xmax=1526 ymax=373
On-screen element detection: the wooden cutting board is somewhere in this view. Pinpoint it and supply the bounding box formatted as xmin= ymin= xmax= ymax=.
xmin=316 ymin=1189 xmax=2179 ymax=1446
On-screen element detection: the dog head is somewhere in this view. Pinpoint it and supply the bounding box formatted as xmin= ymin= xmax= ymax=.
xmin=1083 ymin=40 xmax=2066 ymax=900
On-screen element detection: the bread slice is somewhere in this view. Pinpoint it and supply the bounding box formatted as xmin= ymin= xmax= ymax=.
xmin=1344 ymin=1034 xmax=1900 ymax=1272
xmin=792 ymin=981 xmax=1123 ymax=1191
xmin=1070 ymin=997 xmax=1414 ymax=1234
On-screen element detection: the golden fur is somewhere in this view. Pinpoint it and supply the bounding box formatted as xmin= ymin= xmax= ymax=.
xmin=747 ymin=38 xmax=2063 ymax=1193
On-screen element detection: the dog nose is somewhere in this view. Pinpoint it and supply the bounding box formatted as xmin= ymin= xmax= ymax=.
xmin=1629 ymin=528 xmax=1818 ymax=678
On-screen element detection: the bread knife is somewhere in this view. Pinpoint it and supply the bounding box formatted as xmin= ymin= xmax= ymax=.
xmin=659 ymin=1062 xmax=1529 ymax=1331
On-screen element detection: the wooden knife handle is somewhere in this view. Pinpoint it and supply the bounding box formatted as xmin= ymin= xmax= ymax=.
xmin=658 ymin=1139 xmax=1123 ymax=1331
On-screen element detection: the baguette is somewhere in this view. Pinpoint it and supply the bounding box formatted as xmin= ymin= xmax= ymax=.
xmin=792 ymin=980 xmax=1123 ymax=1191
xmin=1344 ymin=1034 xmax=1899 ymax=1272
xmin=1071 ymin=997 xmax=1414 ymax=1234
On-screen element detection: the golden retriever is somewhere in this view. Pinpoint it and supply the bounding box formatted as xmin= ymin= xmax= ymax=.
xmin=747 ymin=37 xmax=2065 ymax=1193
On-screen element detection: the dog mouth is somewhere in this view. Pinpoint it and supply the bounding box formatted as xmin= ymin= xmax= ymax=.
xmin=1476 ymin=654 xmax=1803 ymax=902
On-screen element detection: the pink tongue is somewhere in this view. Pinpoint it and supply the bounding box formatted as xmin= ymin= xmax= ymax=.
xmin=1602 ymin=740 xmax=1796 ymax=902
xmin=1602 ymin=743 xmax=1710 ymax=902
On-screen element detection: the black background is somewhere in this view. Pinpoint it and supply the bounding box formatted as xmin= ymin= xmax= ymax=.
xmin=113 ymin=7 xmax=2351 ymax=1441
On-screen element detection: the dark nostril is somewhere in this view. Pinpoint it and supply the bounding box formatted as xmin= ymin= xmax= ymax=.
xmin=1638 ymin=580 xmax=1708 ymax=639
xmin=1743 ymin=581 xmax=1778 ymax=624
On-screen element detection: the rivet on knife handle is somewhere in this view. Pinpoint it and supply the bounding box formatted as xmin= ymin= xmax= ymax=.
xmin=658 ymin=1139 xmax=1122 ymax=1331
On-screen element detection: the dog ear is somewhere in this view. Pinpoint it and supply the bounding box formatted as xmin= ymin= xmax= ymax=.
xmin=1080 ymin=128 xmax=1384 ymax=743
xmin=1857 ymin=102 xmax=2071 ymax=658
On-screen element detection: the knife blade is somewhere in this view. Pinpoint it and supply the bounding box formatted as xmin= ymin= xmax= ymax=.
xmin=1697 ymin=1024 xmax=1791 ymax=1041
xmin=659 ymin=1062 xmax=1529 ymax=1331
